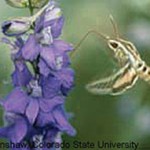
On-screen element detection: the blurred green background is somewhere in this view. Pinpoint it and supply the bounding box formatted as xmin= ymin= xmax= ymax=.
xmin=1 ymin=0 xmax=150 ymax=149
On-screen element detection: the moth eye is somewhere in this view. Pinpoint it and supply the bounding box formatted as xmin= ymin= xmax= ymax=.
xmin=148 ymin=71 xmax=150 ymax=75
xmin=110 ymin=42 xmax=118 ymax=49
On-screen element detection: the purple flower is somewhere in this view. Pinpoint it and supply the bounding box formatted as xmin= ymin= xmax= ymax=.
xmin=38 ymin=40 xmax=73 ymax=75
xmin=0 ymin=113 xmax=28 ymax=143
xmin=1 ymin=84 xmax=75 ymax=134
xmin=21 ymin=34 xmax=73 ymax=77
xmin=35 ymin=4 xmax=64 ymax=38
xmin=12 ymin=60 xmax=33 ymax=87
xmin=40 ymin=68 xmax=74 ymax=98
xmin=54 ymin=68 xmax=75 ymax=95
xmin=0 ymin=1 xmax=76 ymax=149
xmin=1 ymin=37 xmax=33 ymax=88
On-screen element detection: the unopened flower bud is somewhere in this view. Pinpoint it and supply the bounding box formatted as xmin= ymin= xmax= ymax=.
xmin=5 ymin=0 xmax=49 ymax=8
xmin=2 ymin=18 xmax=31 ymax=36
xmin=5 ymin=0 xmax=28 ymax=8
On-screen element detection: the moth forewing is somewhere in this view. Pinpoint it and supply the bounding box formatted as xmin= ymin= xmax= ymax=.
xmin=112 ymin=66 xmax=138 ymax=94
xmin=86 ymin=63 xmax=138 ymax=95
xmin=86 ymin=76 xmax=113 ymax=95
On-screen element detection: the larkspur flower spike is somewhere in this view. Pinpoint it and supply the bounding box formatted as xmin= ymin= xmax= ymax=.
xmin=0 ymin=1 xmax=76 ymax=149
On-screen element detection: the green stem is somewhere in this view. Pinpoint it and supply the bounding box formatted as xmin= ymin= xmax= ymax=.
xmin=28 ymin=0 xmax=34 ymax=16
xmin=31 ymin=59 xmax=40 ymax=80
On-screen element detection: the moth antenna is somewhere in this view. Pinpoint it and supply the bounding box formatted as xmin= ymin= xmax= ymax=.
xmin=71 ymin=30 xmax=110 ymax=58
xmin=109 ymin=15 xmax=120 ymax=39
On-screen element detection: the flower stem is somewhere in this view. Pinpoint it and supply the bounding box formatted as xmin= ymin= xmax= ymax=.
xmin=30 ymin=56 xmax=40 ymax=80
xmin=28 ymin=0 xmax=34 ymax=16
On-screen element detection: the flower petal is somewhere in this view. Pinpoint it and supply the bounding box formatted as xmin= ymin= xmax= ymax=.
xmin=0 ymin=114 xmax=28 ymax=143
xmin=40 ymin=96 xmax=64 ymax=113
xmin=26 ymin=98 xmax=39 ymax=124
xmin=44 ymin=6 xmax=62 ymax=23
xmin=55 ymin=68 xmax=74 ymax=95
xmin=21 ymin=34 xmax=40 ymax=61
xmin=40 ymin=46 xmax=56 ymax=69
xmin=2 ymin=88 xmax=29 ymax=114
xmin=49 ymin=17 xmax=64 ymax=38
xmin=36 ymin=111 xmax=55 ymax=127
xmin=53 ymin=40 xmax=73 ymax=53
xmin=62 ymin=53 xmax=71 ymax=68
xmin=36 ymin=5 xmax=63 ymax=38
xmin=53 ymin=107 xmax=76 ymax=136
xmin=40 ymin=75 xmax=61 ymax=99
xmin=40 ymin=26 xmax=53 ymax=45
xmin=38 ymin=58 xmax=50 ymax=77
xmin=11 ymin=61 xmax=33 ymax=87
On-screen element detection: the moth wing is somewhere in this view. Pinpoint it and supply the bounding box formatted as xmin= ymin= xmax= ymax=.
xmin=86 ymin=64 xmax=138 ymax=95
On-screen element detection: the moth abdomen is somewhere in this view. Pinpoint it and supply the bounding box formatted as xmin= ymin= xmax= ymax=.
xmin=137 ymin=63 xmax=150 ymax=82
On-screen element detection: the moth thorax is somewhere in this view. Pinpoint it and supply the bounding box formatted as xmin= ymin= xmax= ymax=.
xmin=115 ymin=49 xmax=125 ymax=58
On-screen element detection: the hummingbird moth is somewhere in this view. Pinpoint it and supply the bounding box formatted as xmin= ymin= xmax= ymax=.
xmin=72 ymin=16 xmax=150 ymax=95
